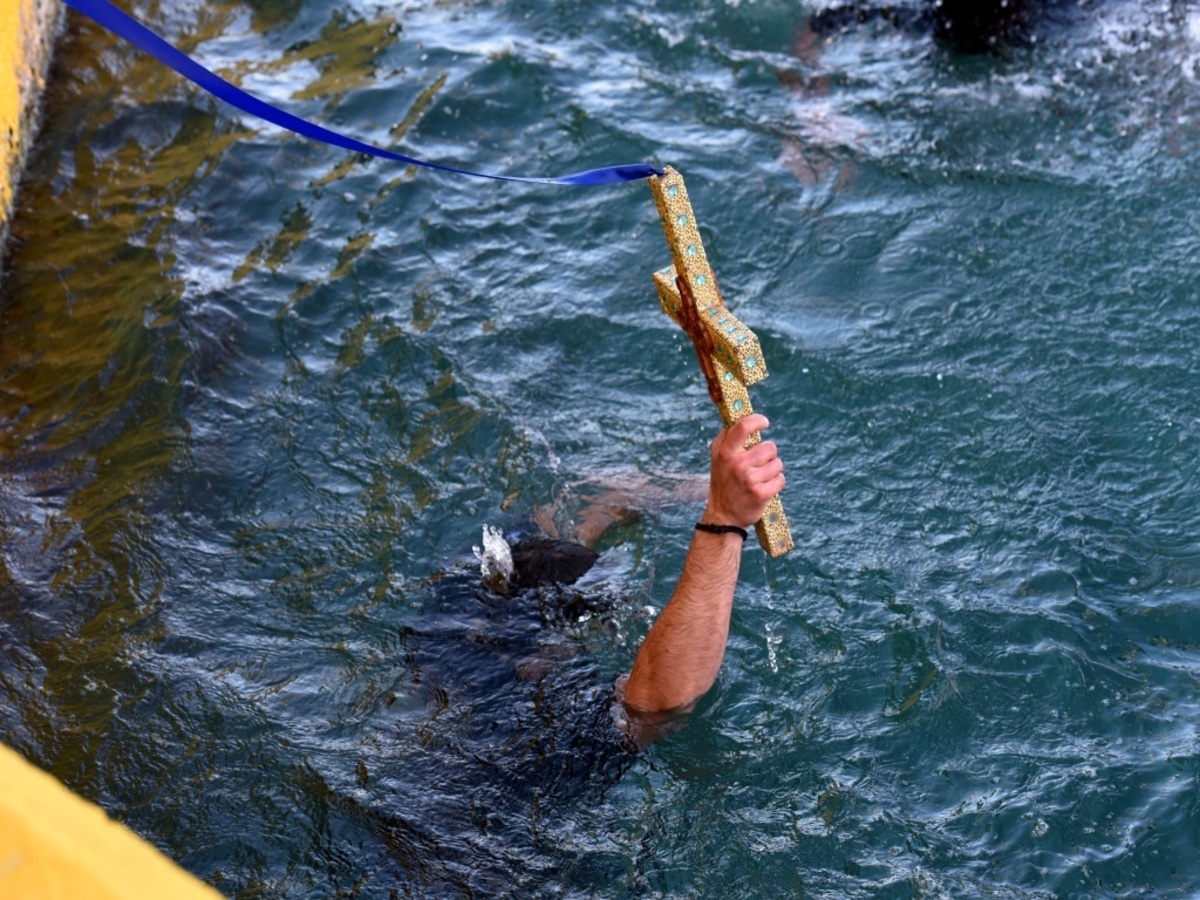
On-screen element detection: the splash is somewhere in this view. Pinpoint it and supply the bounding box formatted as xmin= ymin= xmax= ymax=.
xmin=472 ymin=524 xmax=513 ymax=592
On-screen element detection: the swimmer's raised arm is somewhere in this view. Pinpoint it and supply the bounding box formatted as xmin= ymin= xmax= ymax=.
xmin=622 ymin=414 xmax=786 ymax=714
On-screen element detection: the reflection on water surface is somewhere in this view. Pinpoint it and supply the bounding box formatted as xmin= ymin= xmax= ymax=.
xmin=3 ymin=0 xmax=1200 ymax=895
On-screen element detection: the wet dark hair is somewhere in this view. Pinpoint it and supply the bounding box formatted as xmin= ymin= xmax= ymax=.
xmin=509 ymin=539 xmax=599 ymax=590
xmin=808 ymin=1 xmax=1035 ymax=53
xmin=933 ymin=0 xmax=1032 ymax=52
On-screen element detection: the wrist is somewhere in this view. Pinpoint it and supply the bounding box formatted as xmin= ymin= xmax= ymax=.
xmin=701 ymin=502 xmax=747 ymax=529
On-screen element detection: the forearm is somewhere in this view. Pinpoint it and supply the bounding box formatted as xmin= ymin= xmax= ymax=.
xmin=622 ymin=412 xmax=783 ymax=718
xmin=622 ymin=526 xmax=743 ymax=713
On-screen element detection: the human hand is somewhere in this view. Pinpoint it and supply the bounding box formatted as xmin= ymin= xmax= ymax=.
xmin=703 ymin=414 xmax=786 ymax=529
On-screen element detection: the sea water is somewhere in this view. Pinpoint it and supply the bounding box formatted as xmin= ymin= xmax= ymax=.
xmin=2 ymin=0 xmax=1199 ymax=896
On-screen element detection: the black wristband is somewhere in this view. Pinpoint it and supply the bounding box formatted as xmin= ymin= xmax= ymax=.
xmin=695 ymin=522 xmax=749 ymax=541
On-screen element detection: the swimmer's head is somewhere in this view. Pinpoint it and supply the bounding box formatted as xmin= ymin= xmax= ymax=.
xmin=934 ymin=0 xmax=1031 ymax=52
xmin=476 ymin=524 xmax=600 ymax=594
xmin=509 ymin=538 xmax=599 ymax=590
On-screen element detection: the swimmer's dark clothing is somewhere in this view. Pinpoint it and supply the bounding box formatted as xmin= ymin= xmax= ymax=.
xmin=369 ymin=538 xmax=638 ymax=893
xmin=808 ymin=0 xmax=1068 ymax=53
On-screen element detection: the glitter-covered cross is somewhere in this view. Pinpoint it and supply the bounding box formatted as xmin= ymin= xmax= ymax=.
xmin=649 ymin=166 xmax=794 ymax=557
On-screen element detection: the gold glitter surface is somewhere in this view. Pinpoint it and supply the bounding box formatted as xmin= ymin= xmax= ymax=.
xmin=654 ymin=267 xmax=767 ymax=387
xmin=649 ymin=167 xmax=794 ymax=558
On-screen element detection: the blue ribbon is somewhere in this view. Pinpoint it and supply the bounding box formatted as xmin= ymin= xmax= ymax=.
xmin=63 ymin=0 xmax=663 ymax=186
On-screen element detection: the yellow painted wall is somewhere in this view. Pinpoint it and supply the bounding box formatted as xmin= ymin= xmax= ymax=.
xmin=0 ymin=742 xmax=225 ymax=899
xmin=1 ymin=0 xmax=61 ymax=249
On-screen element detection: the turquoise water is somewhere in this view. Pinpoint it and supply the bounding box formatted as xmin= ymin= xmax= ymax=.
xmin=4 ymin=0 xmax=1200 ymax=895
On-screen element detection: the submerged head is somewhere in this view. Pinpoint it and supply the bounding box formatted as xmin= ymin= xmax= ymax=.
xmin=475 ymin=527 xmax=599 ymax=594
xmin=509 ymin=538 xmax=599 ymax=590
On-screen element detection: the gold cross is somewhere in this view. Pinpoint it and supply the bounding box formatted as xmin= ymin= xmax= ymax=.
xmin=649 ymin=166 xmax=794 ymax=558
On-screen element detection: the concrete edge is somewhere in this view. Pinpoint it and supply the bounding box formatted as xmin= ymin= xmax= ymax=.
xmin=1 ymin=0 xmax=64 ymax=259
xmin=0 ymin=742 xmax=225 ymax=899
